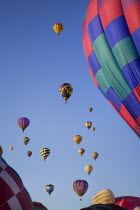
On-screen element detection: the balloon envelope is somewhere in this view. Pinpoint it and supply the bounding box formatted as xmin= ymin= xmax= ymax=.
xmin=40 ymin=148 xmax=50 ymax=161
xmin=73 ymin=180 xmax=88 ymax=197
xmin=22 ymin=137 xmax=30 ymax=145
xmin=17 ymin=117 xmax=30 ymax=132
xmin=115 ymin=196 xmax=140 ymax=210
xmin=53 ymin=23 xmax=64 ymax=35
xmin=74 ymin=135 xmax=82 ymax=145
xmin=45 ymin=184 xmax=54 ymax=195
xmin=82 ymin=0 xmax=140 ymax=136
xmin=32 ymin=201 xmax=48 ymax=209
xmin=60 ymin=83 xmax=73 ymax=103
xmin=0 ymin=157 xmax=32 ymax=209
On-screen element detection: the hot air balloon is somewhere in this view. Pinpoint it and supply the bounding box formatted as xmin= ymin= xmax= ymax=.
xmin=45 ymin=184 xmax=54 ymax=195
xmin=78 ymin=148 xmax=85 ymax=156
xmin=60 ymin=83 xmax=73 ymax=103
xmin=92 ymin=152 xmax=98 ymax=160
xmin=17 ymin=117 xmax=30 ymax=132
xmin=92 ymin=189 xmax=115 ymax=204
xmin=85 ymin=165 xmax=93 ymax=174
xmin=0 ymin=146 xmax=3 ymax=156
xmin=22 ymin=137 xmax=30 ymax=145
xmin=82 ymin=0 xmax=140 ymax=137
xmin=88 ymin=107 xmax=93 ymax=112
xmin=10 ymin=146 xmax=14 ymax=150
xmin=32 ymin=201 xmax=48 ymax=210
xmin=73 ymin=180 xmax=88 ymax=200
xmin=0 ymin=156 xmax=33 ymax=209
xmin=85 ymin=121 xmax=92 ymax=129
xmin=91 ymin=127 xmax=96 ymax=131
xmin=115 ymin=196 xmax=140 ymax=210
xmin=74 ymin=135 xmax=82 ymax=145
xmin=53 ymin=23 xmax=64 ymax=35
xmin=40 ymin=148 xmax=50 ymax=161
xmin=27 ymin=151 xmax=32 ymax=157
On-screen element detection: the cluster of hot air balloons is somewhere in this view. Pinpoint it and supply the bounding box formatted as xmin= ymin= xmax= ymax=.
xmin=73 ymin=107 xmax=99 ymax=200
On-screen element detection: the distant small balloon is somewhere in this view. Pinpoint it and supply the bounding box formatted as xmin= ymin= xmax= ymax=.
xmin=27 ymin=151 xmax=32 ymax=157
xmin=78 ymin=148 xmax=85 ymax=156
xmin=45 ymin=184 xmax=54 ymax=195
xmin=88 ymin=107 xmax=93 ymax=112
xmin=17 ymin=117 xmax=30 ymax=132
xmin=92 ymin=152 xmax=98 ymax=160
xmin=74 ymin=135 xmax=82 ymax=145
xmin=60 ymin=83 xmax=73 ymax=103
xmin=40 ymin=148 xmax=50 ymax=161
xmin=22 ymin=137 xmax=30 ymax=145
xmin=53 ymin=23 xmax=64 ymax=35
xmin=10 ymin=146 xmax=14 ymax=150
xmin=85 ymin=121 xmax=92 ymax=129
xmin=91 ymin=127 xmax=96 ymax=131
xmin=85 ymin=165 xmax=93 ymax=174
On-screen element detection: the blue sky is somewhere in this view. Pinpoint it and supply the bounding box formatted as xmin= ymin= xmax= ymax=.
xmin=0 ymin=0 xmax=140 ymax=210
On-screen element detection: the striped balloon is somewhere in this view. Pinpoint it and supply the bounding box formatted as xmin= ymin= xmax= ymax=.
xmin=45 ymin=184 xmax=54 ymax=195
xmin=85 ymin=121 xmax=92 ymax=129
xmin=40 ymin=148 xmax=50 ymax=161
xmin=73 ymin=135 xmax=82 ymax=145
xmin=82 ymin=0 xmax=140 ymax=137
xmin=32 ymin=201 xmax=48 ymax=209
xmin=17 ymin=117 xmax=30 ymax=132
xmin=73 ymin=180 xmax=88 ymax=198
xmin=22 ymin=137 xmax=30 ymax=145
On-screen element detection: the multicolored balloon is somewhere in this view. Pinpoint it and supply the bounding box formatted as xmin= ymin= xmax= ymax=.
xmin=40 ymin=148 xmax=50 ymax=161
xmin=78 ymin=148 xmax=85 ymax=156
xmin=0 ymin=157 xmax=33 ymax=209
xmin=74 ymin=135 xmax=82 ymax=145
xmin=85 ymin=121 xmax=92 ymax=129
xmin=85 ymin=165 xmax=93 ymax=174
xmin=82 ymin=0 xmax=140 ymax=137
xmin=60 ymin=83 xmax=73 ymax=103
xmin=32 ymin=201 xmax=48 ymax=210
xmin=53 ymin=23 xmax=64 ymax=35
xmin=22 ymin=137 xmax=30 ymax=145
xmin=45 ymin=184 xmax=54 ymax=195
xmin=73 ymin=180 xmax=88 ymax=200
xmin=92 ymin=152 xmax=98 ymax=160
xmin=17 ymin=117 xmax=30 ymax=132
xmin=27 ymin=151 xmax=32 ymax=157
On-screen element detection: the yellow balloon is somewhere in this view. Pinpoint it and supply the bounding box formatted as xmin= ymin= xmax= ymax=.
xmin=53 ymin=23 xmax=64 ymax=35
xmin=85 ymin=121 xmax=92 ymax=129
xmin=85 ymin=165 xmax=93 ymax=174
xmin=92 ymin=189 xmax=115 ymax=204
xmin=10 ymin=146 xmax=14 ymax=150
xmin=73 ymin=135 xmax=82 ymax=145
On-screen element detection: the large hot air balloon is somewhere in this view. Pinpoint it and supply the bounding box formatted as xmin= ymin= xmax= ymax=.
xmin=0 ymin=157 xmax=33 ymax=209
xmin=60 ymin=83 xmax=73 ymax=103
xmin=82 ymin=0 xmax=140 ymax=137
xmin=73 ymin=180 xmax=88 ymax=200
xmin=74 ymin=135 xmax=82 ymax=145
xmin=32 ymin=201 xmax=48 ymax=210
xmin=45 ymin=184 xmax=54 ymax=195
xmin=27 ymin=151 xmax=32 ymax=157
xmin=85 ymin=165 xmax=93 ymax=174
xmin=85 ymin=121 xmax=92 ymax=129
xmin=40 ymin=148 xmax=50 ymax=161
xmin=17 ymin=117 xmax=30 ymax=132
xmin=53 ymin=23 xmax=64 ymax=35
xmin=22 ymin=137 xmax=30 ymax=145
xmin=115 ymin=196 xmax=140 ymax=210
xmin=78 ymin=148 xmax=85 ymax=156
